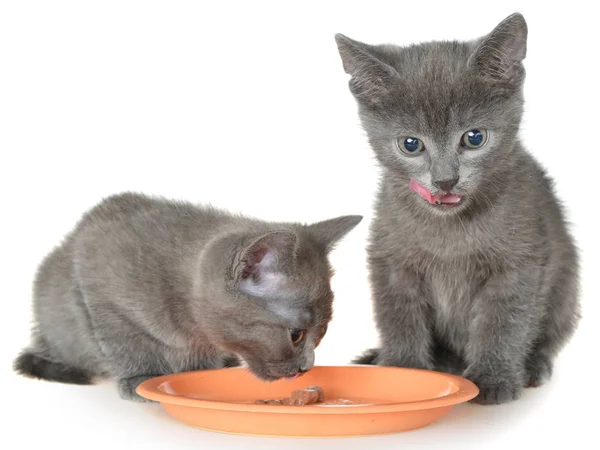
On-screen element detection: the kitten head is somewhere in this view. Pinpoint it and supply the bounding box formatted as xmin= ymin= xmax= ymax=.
xmin=336 ymin=13 xmax=527 ymax=215
xmin=197 ymin=215 xmax=362 ymax=381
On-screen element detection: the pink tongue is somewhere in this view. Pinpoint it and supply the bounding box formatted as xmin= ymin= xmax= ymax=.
xmin=437 ymin=193 xmax=462 ymax=204
xmin=409 ymin=179 xmax=435 ymax=203
xmin=409 ymin=179 xmax=461 ymax=204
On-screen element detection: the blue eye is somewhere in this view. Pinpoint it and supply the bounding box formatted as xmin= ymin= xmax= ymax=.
xmin=397 ymin=137 xmax=425 ymax=155
xmin=461 ymin=129 xmax=488 ymax=149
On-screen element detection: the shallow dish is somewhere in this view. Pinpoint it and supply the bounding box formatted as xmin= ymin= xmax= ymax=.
xmin=136 ymin=365 xmax=478 ymax=437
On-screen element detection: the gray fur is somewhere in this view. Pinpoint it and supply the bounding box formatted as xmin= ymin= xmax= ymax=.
xmin=336 ymin=13 xmax=580 ymax=404
xmin=14 ymin=192 xmax=361 ymax=401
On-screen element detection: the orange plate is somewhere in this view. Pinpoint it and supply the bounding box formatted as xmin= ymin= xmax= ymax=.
xmin=136 ymin=365 xmax=478 ymax=437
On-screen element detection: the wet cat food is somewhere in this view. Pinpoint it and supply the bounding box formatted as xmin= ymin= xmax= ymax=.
xmin=254 ymin=386 xmax=325 ymax=406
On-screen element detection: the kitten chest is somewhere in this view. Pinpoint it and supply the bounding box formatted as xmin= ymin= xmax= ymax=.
xmin=427 ymin=264 xmax=477 ymax=348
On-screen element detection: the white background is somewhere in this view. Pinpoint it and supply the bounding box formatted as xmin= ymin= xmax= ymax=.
xmin=1 ymin=1 xmax=599 ymax=449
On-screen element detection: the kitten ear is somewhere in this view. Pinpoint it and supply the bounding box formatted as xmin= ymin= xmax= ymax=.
xmin=234 ymin=231 xmax=298 ymax=297
xmin=335 ymin=34 xmax=399 ymax=104
xmin=306 ymin=215 xmax=362 ymax=253
xmin=469 ymin=13 xmax=528 ymax=85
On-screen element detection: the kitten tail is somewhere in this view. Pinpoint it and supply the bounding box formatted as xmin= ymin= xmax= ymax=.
xmin=13 ymin=351 xmax=94 ymax=385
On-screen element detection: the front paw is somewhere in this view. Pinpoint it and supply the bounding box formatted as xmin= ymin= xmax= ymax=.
xmin=465 ymin=373 xmax=523 ymax=405
xmin=118 ymin=375 xmax=159 ymax=403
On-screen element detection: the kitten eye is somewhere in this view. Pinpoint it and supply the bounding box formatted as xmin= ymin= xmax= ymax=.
xmin=289 ymin=329 xmax=305 ymax=345
xmin=396 ymin=137 xmax=425 ymax=155
xmin=461 ymin=129 xmax=488 ymax=149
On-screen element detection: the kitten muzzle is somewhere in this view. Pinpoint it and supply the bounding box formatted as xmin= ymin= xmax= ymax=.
xmin=409 ymin=179 xmax=462 ymax=206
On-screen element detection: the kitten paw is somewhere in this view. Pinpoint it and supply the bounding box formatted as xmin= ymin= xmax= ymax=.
xmin=466 ymin=375 xmax=523 ymax=405
xmin=118 ymin=375 xmax=159 ymax=403
xmin=463 ymin=368 xmax=524 ymax=405
xmin=525 ymin=355 xmax=553 ymax=388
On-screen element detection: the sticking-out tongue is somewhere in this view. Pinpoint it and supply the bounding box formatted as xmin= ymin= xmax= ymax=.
xmin=409 ymin=179 xmax=461 ymax=205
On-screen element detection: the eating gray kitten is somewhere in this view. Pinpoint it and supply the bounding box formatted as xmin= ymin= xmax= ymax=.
xmin=13 ymin=192 xmax=361 ymax=401
xmin=335 ymin=13 xmax=580 ymax=404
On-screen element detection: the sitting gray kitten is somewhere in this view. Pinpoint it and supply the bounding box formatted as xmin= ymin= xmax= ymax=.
xmin=335 ymin=13 xmax=580 ymax=404
xmin=14 ymin=192 xmax=361 ymax=401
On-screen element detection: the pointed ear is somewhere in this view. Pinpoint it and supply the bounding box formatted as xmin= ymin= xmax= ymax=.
xmin=335 ymin=34 xmax=399 ymax=104
xmin=234 ymin=231 xmax=298 ymax=298
xmin=469 ymin=13 xmax=528 ymax=85
xmin=306 ymin=215 xmax=362 ymax=253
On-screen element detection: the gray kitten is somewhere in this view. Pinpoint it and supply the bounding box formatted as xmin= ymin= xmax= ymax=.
xmin=336 ymin=13 xmax=580 ymax=404
xmin=13 ymin=192 xmax=361 ymax=401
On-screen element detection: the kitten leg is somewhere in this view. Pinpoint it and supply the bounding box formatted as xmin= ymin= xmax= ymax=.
xmin=118 ymin=355 xmax=241 ymax=402
xmin=526 ymin=273 xmax=579 ymax=387
xmin=90 ymin=315 xmax=237 ymax=401
xmin=432 ymin=337 xmax=466 ymax=376
xmin=464 ymin=269 xmax=538 ymax=405
xmin=117 ymin=375 xmax=160 ymax=402
xmin=84 ymin=308 xmax=174 ymax=401
xmin=368 ymin=264 xmax=434 ymax=369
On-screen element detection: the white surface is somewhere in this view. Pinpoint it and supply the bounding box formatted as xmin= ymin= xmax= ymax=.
xmin=1 ymin=1 xmax=598 ymax=449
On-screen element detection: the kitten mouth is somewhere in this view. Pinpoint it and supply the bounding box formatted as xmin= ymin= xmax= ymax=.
xmin=259 ymin=370 xmax=303 ymax=382
xmin=285 ymin=373 xmax=303 ymax=381
xmin=409 ymin=179 xmax=462 ymax=207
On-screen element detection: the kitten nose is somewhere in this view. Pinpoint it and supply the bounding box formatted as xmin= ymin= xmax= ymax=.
xmin=434 ymin=178 xmax=459 ymax=192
